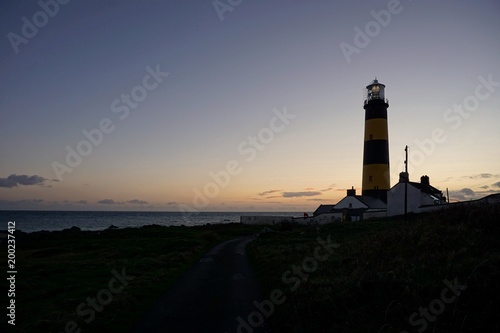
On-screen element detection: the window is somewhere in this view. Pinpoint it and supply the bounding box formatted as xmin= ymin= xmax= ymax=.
xmin=369 ymin=176 xmax=373 ymax=181
xmin=369 ymin=134 xmax=373 ymax=140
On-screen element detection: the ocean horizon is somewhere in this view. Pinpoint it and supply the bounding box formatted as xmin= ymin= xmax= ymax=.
xmin=0 ymin=210 xmax=299 ymax=233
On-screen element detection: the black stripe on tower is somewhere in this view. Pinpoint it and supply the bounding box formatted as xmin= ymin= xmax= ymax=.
xmin=364 ymin=99 xmax=388 ymax=120
xmin=363 ymin=140 xmax=389 ymax=164
xmin=363 ymin=189 xmax=387 ymax=203
xmin=365 ymin=108 xmax=387 ymax=120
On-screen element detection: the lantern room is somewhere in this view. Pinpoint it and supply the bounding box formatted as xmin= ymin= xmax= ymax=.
xmin=365 ymin=78 xmax=386 ymax=102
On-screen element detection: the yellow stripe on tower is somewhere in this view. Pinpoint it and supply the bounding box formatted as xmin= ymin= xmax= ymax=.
xmin=362 ymin=164 xmax=391 ymax=190
xmin=364 ymin=118 xmax=388 ymax=141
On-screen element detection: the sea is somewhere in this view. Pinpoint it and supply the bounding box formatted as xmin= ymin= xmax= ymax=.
xmin=0 ymin=211 xmax=298 ymax=233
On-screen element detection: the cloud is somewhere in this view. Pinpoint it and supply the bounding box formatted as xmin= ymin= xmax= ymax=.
xmin=282 ymin=191 xmax=321 ymax=198
xmin=97 ymin=199 xmax=123 ymax=205
xmin=492 ymin=182 xmax=500 ymax=188
xmin=98 ymin=199 xmax=149 ymax=205
xmin=258 ymin=190 xmax=281 ymax=196
xmin=258 ymin=188 xmax=329 ymax=198
xmin=460 ymin=188 xmax=474 ymax=196
xmin=0 ymin=199 xmax=44 ymax=209
xmin=63 ymin=200 xmax=88 ymax=205
xmin=475 ymin=173 xmax=493 ymax=179
xmin=480 ymin=185 xmax=489 ymax=189
xmin=0 ymin=174 xmax=48 ymax=188
xmin=466 ymin=173 xmax=500 ymax=180
xmin=449 ymin=188 xmax=476 ymax=201
xmin=127 ymin=199 xmax=148 ymax=205
xmin=165 ymin=201 xmax=178 ymax=206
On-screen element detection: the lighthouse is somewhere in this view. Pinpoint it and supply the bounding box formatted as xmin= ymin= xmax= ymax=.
xmin=362 ymin=78 xmax=390 ymax=203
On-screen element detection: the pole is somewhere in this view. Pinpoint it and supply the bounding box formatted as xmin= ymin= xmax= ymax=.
xmin=404 ymin=145 xmax=408 ymax=220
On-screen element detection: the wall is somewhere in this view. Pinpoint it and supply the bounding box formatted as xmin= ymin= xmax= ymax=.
xmin=334 ymin=196 xmax=368 ymax=209
xmin=240 ymin=213 xmax=343 ymax=226
xmin=240 ymin=216 xmax=293 ymax=225
xmin=363 ymin=210 xmax=388 ymax=219
xmin=387 ymin=182 xmax=422 ymax=216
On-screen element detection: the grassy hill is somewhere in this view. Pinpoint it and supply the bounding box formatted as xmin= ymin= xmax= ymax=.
xmin=5 ymin=203 xmax=499 ymax=332
xmin=248 ymin=203 xmax=500 ymax=332
xmin=6 ymin=223 xmax=261 ymax=333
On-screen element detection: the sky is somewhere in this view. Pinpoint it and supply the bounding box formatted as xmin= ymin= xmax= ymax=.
xmin=1 ymin=0 xmax=500 ymax=212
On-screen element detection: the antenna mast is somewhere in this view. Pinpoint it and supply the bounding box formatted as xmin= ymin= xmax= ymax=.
xmin=404 ymin=145 xmax=408 ymax=220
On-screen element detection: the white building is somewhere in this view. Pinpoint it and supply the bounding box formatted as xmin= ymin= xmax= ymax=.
xmin=313 ymin=187 xmax=387 ymax=221
xmin=387 ymin=173 xmax=447 ymax=217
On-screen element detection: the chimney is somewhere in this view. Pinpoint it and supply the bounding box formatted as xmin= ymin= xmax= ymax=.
xmin=347 ymin=186 xmax=356 ymax=196
xmin=399 ymin=172 xmax=409 ymax=183
xmin=421 ymin=175 xmax=430 ymax=186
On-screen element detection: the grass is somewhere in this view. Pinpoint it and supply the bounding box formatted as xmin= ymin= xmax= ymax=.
xmin=6 ymin=223 xmax=261 ymax=333
xmin=247 ymin=203 xmax=500 ymax=332
xmin=6 ymin=204 xmax=499 ymax=332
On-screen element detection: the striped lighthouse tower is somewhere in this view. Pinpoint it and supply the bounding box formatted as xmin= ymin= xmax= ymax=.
xmin=362 ymin=78 xmax=390 ymax=203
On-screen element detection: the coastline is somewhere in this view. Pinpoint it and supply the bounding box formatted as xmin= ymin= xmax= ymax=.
xmin=0 ymin=210 xmax=299 ymax=233
xmin=8 ymin=222 xmax=263 ymax=333
xmin=6 ymin=203 xmax=500 ymax=332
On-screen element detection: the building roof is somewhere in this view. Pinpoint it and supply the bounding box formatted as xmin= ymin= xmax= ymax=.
xmin=407 ymin=181 xmax=443 ymax=196
xmin=353 ymin=195 xmax=387 ymax=209
xmin=313 ymin=204 xmax=335 ymax=216
xmin=313 ymin=194 xmax=388 ymax=216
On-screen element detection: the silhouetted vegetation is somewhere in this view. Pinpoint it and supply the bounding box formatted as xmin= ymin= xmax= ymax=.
xmin=248 ymin=203 xmax=500 ymax=332
xmin=8 ymin=223 xmax=261 ymax=333
xmin=7 ymin=204 xmax=499 ymax=332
